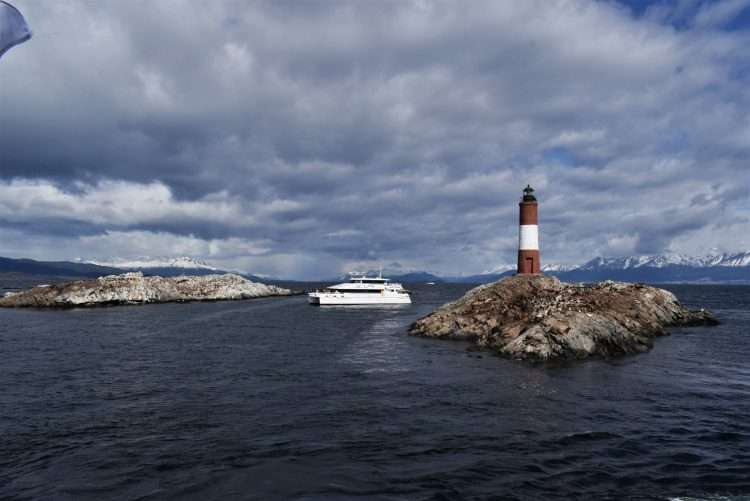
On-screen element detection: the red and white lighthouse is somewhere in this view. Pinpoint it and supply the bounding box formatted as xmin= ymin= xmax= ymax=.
xmin=517 ymin=185 xmax=541 ymax=274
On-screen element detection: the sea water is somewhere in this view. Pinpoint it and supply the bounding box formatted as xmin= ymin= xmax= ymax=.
xmin=1 ymin=283 xmax=749 ymax=500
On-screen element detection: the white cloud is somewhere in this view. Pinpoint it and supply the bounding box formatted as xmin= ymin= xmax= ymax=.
xmin=0 ymin=178 xmax=308 ymax=229
xmin=694 ymin=0 xmax=750 ymax=28
xmin=0 ymin=179 xmax=242 ymax=226
xmin=79 ymin=231 xmax=272 ymax=260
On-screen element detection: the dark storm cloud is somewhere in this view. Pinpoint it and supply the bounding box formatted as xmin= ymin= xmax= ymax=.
xmin=0 ymin=0 xmax=749 ymax=278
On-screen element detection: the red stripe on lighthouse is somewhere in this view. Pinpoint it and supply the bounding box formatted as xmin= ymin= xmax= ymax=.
xmin=518 ymin=249 xmax=540 ymax=274
xmin=519 ymin=203 xmax=537 ymax=225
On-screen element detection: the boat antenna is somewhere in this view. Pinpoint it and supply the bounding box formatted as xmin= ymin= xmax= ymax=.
xmin=379 ymin=264 xmax=382 ymax=278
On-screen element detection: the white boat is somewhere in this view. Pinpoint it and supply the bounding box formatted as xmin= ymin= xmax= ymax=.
xmin=308 ymin=274 xmax=411 ymax=305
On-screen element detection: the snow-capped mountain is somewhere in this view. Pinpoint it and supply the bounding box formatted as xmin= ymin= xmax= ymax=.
xmin=484 ymin=253 xmax=750 ymax=275
xmin=0 ymin=255 xmax=277 ymax=282
xmin=486 ymin=262 xmax=576 ymax=274
xmin=553 ymin=251 xmax=750 ymax=284
xmin=486 ymin=264 xmax=515 ymax=274
xmin=441 ymin=251 xmax=750 ymax=283
xmin=541 ymin=263 xmax=578 ymax=272
xmin=578 ymin=252 xmax=750 ymax=271
xmin=86 ymin=256 xmax=218 ymax=271
xmin=82 ymin=256 xmax=274 ymax=281
xmin=703 ymin=252 xmax=750 ymax=267
xmin=347 ymin=252 xmax=750 ymax=284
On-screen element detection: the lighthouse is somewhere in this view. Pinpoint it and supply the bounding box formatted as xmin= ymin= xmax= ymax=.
xmin=517 ymin=185 xmax=541 ymax=274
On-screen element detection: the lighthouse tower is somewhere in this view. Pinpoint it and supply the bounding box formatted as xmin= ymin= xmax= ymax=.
xmin=517 ymin=185 xmax=541 ymax=274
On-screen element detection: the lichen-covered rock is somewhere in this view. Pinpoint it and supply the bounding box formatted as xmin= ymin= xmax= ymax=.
xmin=409 ymin=275 xmax=718 ymax=362
xmin=0 ymin=272 xmax=292 ymax=308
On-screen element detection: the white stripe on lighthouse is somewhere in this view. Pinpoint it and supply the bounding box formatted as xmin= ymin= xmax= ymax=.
xmin=519 ymin=225 xmax=539 ymax=250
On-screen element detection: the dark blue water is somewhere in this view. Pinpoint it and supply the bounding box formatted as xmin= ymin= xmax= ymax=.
xmin=1 ymin=283 xmax=749 ymax=500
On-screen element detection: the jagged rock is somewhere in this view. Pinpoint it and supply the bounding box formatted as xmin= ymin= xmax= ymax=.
xmin=0 ymin=272 xmax=292 ymax=308
xmin=409 ymin=274 xmax=718 ymax=362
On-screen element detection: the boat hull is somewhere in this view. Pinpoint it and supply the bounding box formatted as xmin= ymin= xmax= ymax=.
xmin=308 ymin=292 xmax=411 ymax=305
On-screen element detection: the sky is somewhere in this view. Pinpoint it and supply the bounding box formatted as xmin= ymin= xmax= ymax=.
xmin=0 ymin=0 xmax=749 ymax=279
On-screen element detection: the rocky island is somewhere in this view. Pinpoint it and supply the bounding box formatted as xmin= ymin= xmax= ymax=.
xmin=410 ymin=275 xmax=718 ymax=362
xmin=0 ymin=272 xmax=292 ymax=308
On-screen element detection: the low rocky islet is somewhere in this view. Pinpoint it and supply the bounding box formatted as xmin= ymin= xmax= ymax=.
xmin=409 ymin=274 xmax=718 ymax=362
xmin=0 ymin=272 xmax=292 ymax=307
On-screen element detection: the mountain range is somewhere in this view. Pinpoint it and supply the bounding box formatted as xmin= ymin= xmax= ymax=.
xmin=0 ymin=256 xmax=266 ymax=283
xmin=0 ymin=252 xmax=748 ymax=284
xmin=87 ymin=256 xmax=219 ymax=271
xmin=387 ymin=252 xmax=750 ymax=284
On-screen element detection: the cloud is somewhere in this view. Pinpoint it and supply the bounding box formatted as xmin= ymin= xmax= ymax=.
xmin=0 ymin=0 xmax=748 ymax=278
xmin=693 ymin=0 xmax=750 ymax=29
xmin=0 ymin=178 xmax=310 ymax=238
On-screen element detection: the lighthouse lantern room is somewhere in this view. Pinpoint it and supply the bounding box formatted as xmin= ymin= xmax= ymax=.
xmin=517 ymin=185 xmax=541 ymax=274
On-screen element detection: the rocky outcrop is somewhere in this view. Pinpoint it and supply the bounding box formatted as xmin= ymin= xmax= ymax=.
xmin=0 ymin=272 xmax=292 ymax=307
xmin=409 ymin=275 xmax=718 ymax=362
